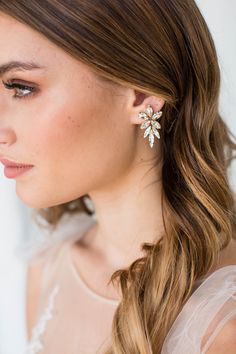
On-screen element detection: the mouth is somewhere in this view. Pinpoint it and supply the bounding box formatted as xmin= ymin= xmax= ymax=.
xmin=0 ymin=158 xmax=34 ymax=179
xmin=0 ymin=158 xmax=34 ymax=168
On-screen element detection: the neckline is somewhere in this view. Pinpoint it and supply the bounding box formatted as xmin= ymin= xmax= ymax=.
xmin=67 ymin=236 xmax=236 ymax=306
xmin=62 ymin=215 xmax=236 ymax=307
xmin=66 ymin=240 xmax=120 ymax=306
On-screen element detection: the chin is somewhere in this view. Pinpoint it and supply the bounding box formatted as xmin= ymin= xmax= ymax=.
xmin=16 ymin=190 xmax=57 ymax=209
xmin=15 ymin=183 xmax=85 ymax=210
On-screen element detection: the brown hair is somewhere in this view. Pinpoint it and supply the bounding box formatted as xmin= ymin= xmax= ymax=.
xmin=1 ymin=0 xmax=236 ymax=352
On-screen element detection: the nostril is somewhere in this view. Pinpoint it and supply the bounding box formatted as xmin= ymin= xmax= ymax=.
xmin=0 ymin=141 xmax=10 ymax=145
xmin=0 ymin=128 xmax=17 ymax=146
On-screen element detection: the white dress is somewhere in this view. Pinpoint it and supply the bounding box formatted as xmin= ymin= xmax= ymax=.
xmin=21 ymin=213 xmax=236 ymax=354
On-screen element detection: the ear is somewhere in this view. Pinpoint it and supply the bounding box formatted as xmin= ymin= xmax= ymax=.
xmin=128 ymin=90 xmax=165 ymax=125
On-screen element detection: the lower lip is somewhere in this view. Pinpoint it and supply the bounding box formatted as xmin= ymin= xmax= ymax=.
xmin=3 ymin=165 xmax=34 ymax=178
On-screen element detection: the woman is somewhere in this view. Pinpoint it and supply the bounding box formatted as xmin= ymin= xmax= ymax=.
xmin=0 ymin=0 xmax=235 ymax=353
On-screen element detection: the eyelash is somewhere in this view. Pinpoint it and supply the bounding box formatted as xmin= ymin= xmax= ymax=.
xmin=2 ymin=80 xmax=37 ymax=100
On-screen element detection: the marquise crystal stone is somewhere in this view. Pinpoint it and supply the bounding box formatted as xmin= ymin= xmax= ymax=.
xmin=139 ymin=104 xmax=162 ymax=148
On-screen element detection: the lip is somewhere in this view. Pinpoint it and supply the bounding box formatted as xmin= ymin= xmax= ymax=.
xmin=0 ymin=158 xmax=34 ymax=179
xmin=0 ymin=158 xmax=34 ymax=167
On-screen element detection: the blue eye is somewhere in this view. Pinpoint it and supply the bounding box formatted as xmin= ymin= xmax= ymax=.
xmin=2 ymin=80 xmax=37 ymax=100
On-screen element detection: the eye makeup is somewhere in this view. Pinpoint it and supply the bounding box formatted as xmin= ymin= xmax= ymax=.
xmin=2 ymin=79 xmax=39 ymax=99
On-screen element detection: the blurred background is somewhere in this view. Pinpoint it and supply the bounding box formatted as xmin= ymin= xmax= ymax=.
xmin=0 ymin=1 xmax=236 ymax=353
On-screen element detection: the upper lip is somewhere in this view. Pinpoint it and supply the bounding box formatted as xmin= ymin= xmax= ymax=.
xmin=0 ymin=158 xmax=33 ymax=167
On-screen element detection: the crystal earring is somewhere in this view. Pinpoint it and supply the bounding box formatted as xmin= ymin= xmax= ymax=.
xmin=138 ymin=104 xmax=162 ymax=148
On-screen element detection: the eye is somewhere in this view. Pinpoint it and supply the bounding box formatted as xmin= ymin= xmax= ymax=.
xmin=2 ymin=80 xmax=38 ymax=100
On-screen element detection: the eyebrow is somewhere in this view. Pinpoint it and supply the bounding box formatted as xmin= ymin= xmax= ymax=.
xmin=0 ymin=60 xmax=45 ymax=77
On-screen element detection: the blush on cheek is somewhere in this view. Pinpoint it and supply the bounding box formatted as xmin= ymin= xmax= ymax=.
xmin=52 ymin=112 xmax=84 ymax=140
xmin=51 ymin=110 xmax=95 ymax=157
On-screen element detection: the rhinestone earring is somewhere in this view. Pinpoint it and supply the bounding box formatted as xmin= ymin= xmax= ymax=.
xmin=138 ymin=104 xmax=162 ymax=148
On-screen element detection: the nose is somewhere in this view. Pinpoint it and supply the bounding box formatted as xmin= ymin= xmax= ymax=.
xmin=0 ymin=127 xmax=16 ymax=146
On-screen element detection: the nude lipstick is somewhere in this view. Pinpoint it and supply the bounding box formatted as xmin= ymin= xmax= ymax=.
xmin=0 ymin=158 xmax=34 ymax=179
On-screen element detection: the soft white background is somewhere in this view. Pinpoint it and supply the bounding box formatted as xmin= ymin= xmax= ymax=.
xmin=0 ymin=1 xmax=235 ymax=353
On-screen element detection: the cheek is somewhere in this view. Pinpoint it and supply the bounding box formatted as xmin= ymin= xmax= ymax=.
xmin=33 ymin=101 xmax=89 ymax=158
xmin=32 ymin=101 xmax=115 ymax=182
xmin=18 ymin=95 xmax=135 ymax=208
xmin=39 ymin=105 xmax=105 ymax=159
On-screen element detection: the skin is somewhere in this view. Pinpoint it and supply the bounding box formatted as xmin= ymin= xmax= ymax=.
xmin=0 ymin=13 xmax=166 ymax=295
xmin=0 ymin=12 xmax=235 ymax=302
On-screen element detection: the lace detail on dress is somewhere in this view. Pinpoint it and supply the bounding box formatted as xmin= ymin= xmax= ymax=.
xmin=25 ymin=285 xmax=60 ymax=354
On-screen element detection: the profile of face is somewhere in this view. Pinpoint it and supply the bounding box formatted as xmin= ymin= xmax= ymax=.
xmin=0 ymin=13 xmax=164 ymax=209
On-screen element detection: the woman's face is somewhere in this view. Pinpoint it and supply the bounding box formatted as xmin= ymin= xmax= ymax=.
xmin=0 ymin=13 xmax=140 ymax=208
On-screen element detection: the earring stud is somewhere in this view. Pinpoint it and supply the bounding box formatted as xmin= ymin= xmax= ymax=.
xmin=138 ymin=104 xmax=162 ymax=148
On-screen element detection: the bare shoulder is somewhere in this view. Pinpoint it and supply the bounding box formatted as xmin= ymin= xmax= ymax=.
xmin=205 ymin=316 xmax=236 ymax=354
xmin=26 ymin=260 xmax=45 ymax=341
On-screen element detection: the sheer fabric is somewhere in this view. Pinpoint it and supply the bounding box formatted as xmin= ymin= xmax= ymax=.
xmin=161 ymin=266 xmax=236 ymax=353
xmin=22 ymin=213 xmax=236 ymax=354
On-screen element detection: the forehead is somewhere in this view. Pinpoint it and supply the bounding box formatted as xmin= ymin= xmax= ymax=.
xmin=0 ymin=12 xmax=58 ymax=64
xmin=0 ymin=11 xmax=89 ymax=81
xmin=0 ymin=12 xmax=116 ymax=89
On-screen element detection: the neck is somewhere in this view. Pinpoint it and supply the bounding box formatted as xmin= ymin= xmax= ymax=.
xmin=84 ymin=161 xmax=165 ymax=269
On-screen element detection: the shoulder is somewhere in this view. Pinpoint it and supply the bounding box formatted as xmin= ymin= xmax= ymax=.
xmin=205 ymin=316 xmax=236 ymax=354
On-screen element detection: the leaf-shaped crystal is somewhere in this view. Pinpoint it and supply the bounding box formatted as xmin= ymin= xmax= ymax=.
xmin=138 ymin=112 xmax=148 ymax=120
xmin=152 ymin=121 xmax=161 ymax=129
xmin=153 ymin=128 xmax=160 ymax=139
xmin=146 ymin=105 xmax=153 ymax=118
xmin=149 ymin=132 xmax=154 ymax=148
xmin=152 ymin=111 xmax=162 ymax=120
xmin=140 ymin=120 xmax=150 ymax=129
xmin=144 ymin=125 xmax=152 ymax=138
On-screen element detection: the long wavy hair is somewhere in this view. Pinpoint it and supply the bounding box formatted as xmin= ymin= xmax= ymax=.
xmin=1 ymin=0 xmax=236 ymax=352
